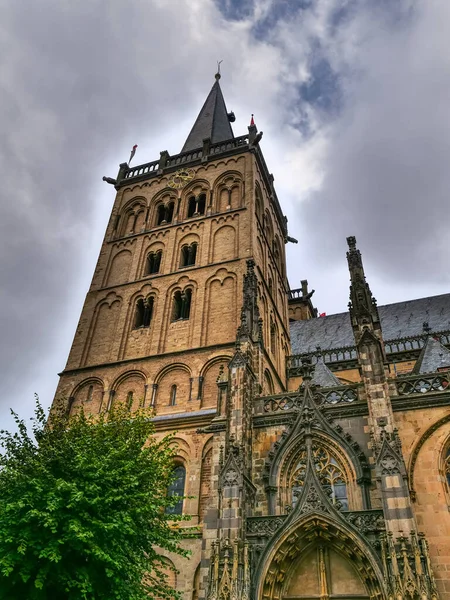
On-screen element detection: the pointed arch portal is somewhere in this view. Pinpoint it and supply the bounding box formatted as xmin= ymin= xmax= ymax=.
xmin=256 ymin=515 xmax=384 ymax=600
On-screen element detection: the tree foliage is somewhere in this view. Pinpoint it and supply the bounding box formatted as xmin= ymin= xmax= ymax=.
xmin=0 ymin=397 xmax=189 ymax=599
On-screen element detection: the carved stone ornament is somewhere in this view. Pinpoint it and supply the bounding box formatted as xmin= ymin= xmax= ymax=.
xmin=298 ymin=484 xmax=330 ymax=516
xmin=344 ymin=511 xmax=385 ymax=535
xmin=223 ymin=468 xmax=239 ymax=486
xmin=380 ymin=454 xmax=400 ymax=475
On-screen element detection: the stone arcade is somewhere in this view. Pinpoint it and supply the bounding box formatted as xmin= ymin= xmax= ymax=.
xmin=53 ymin=73 xmax=450 ymax=600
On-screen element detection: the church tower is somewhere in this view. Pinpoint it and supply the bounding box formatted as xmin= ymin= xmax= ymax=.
xmin=54 ymin=74 xmax=450 ymax=600
xmin=54 ymin=72 xmax=291 ymax=597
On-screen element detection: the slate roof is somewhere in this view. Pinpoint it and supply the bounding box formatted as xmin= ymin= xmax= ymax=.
xmin=412 ymin=336 xmax=450 ymax=374
xmin=290 ymin=293 xmax=450 ymax=355
xmin=181 ymin=77 xmax=234 ymax=152
xmin=312 ymin=357 xmax=342 ymax=387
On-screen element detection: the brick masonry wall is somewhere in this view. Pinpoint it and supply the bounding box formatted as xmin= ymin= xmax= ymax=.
xmin=395 ymin=406 xmax=450 ymax=599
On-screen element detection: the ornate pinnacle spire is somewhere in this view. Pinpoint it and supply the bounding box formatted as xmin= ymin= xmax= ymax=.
xmin=346 ymin=236 xmax=380 ymax=332
xmin=236 ymin=259 xmax=262 ymax=345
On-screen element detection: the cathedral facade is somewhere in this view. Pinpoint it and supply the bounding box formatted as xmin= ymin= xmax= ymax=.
xmin=53 ymin=74 xmax=450 ymax=600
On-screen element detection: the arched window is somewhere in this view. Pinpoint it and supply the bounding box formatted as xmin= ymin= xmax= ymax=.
xmin=145 ymin=250 xmax=162 ymax=275
xmin=172 ymin=289 xmax=192 ymax=321
xmin=170 ymin=384 xmax=177 ymax=406
xmin=290 ymin=444 xmax=348 ymax=511
xmin=156 ymin=202 xmax=175 ymax=226
xmin=166 ymin=465 xmax=186 ymax=515
xmin=187 ymin=193 xmax=206 ymax=218
xmin=134 ymin=297 xmax=154 ymax=328
xmin=180 ymin=243 xmax=197 ymax=268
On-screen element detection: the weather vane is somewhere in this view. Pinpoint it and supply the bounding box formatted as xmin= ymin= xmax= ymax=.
xmin=217 ymin=60 xmax=223 ymax=74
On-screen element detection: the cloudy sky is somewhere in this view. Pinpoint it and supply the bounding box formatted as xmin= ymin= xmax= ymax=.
xmin=1 ymin=0 xmax=449 ymax=430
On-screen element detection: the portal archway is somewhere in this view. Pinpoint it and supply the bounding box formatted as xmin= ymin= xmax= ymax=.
xmin=256 ymin=515 xmax=384 ymax=600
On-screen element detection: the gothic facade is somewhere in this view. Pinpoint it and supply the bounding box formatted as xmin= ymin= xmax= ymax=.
xmin=53 ymin=74 xmax=450 ymax=600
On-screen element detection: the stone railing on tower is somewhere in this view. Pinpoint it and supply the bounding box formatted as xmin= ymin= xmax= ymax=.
xmin=124 ymin=158 xmax=160 ymax=179
xmin=120 ymin=134 xmax=250 ymax=183
xmin=114 ymin=131 xmax=287 ymax=235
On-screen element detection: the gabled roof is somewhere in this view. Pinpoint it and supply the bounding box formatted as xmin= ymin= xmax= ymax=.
xmin=312 ymin=357 xmax=342 ymax=387
xmin=412 ymin=336 xmax=450 ymax=374
xmin=181 ymin=75 xmax=234 ymax=152
xmin=290 ymin=293 xmax=450 ymax=355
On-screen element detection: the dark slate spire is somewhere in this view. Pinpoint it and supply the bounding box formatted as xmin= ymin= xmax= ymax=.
xmin=412 ymin=336 xmax=450 ymax=374
xmin=181 ymin=73 xmax=235 ymax=152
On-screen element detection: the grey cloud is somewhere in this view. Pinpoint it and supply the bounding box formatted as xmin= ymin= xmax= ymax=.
xmin=0 ymin=0 xmax=227 ymax=428
xmin=1 ymin=0 xmax=448 ymax=432
xmin=291 ymin=1 xmax=450 ymax=285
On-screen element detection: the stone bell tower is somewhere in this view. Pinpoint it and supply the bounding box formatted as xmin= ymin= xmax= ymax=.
xmin=52 ymin=72 xmax=292 ymax=599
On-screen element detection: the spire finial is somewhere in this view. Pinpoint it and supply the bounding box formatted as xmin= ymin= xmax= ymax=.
xmin=347 ymin=235 xmax=357 ymax=250
xmin=250 ymin=114 xmax=255 ymax=126
xmin=215 ymin=60 xmax=223 ymax=80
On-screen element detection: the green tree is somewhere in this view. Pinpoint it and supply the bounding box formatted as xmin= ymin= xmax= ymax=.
xmin=0 ymin=397 xmax=189 ymax=599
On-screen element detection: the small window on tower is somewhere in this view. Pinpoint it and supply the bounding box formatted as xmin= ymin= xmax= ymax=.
xmin=172 ymin=289 xmax=192 ymax=321
xmin=180 ymin=243 xmax=197 ymax=268
xmin=146 ymin=250 xmax=162 ymax=275
xmin=86 ymin=385 xmax=93 ymax=402
xmin=134 ymin=297 xmax=154 ymax=328
xmin=188 ymin=194 xmax=206 ymax=218
xmin=156 ymin=202 xmax=175 ymax=226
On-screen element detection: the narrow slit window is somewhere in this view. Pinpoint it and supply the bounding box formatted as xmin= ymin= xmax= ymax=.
xmin=170 ymin=384 xmax=177 ymax=406
xmin=86 ymin=385 xmax=93 ymax=402
xmin=126 ymin=391 xmax=133 ymax=410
